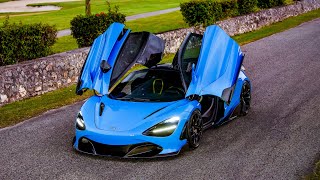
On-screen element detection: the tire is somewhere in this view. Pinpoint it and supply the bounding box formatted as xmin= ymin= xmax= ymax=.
xmin=72 ymin=136 xmax=76 ymax=146
xmin=187 ymin=109 xmax=203 ymax=149
xmin=240 ymin=81 xmax=251 ymax=116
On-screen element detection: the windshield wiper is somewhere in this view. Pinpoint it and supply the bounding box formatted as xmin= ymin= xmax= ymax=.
xmin=116 ymin=97 xmax=150 ymax=102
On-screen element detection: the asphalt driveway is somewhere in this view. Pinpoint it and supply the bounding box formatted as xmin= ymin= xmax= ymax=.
xmin=0 ymin=18 xmax=320 ymax=180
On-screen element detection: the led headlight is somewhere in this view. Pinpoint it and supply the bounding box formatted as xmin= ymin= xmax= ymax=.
xmin=76 ymin=111 xmax=85 ymax=130
xmin=143 ymin=116 xmax=180 ymax=137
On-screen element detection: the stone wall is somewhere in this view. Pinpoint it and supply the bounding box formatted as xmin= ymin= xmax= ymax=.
xmin=0 ymin=48 xmax=89 ymax=105
xmin=0 ymin=0 xmax=319 ymax=106
xmin=158 ymin=0 xmax=320 ymax=54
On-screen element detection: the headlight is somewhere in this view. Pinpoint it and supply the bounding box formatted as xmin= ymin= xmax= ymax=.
xmin=76 ymin=111 xmax=85 ymax=130
xmin=143 ymin=116 xmax=180 ymax=137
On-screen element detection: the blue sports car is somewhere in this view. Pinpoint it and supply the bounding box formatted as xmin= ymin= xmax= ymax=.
xmin=73 ymin=22 xmax=251 ymax=158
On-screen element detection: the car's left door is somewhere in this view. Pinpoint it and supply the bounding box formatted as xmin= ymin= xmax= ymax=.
xmin=76 ymin=23 xmax=129 ymax=95
xmin=76 ymin=23 xmax=165 ymax=96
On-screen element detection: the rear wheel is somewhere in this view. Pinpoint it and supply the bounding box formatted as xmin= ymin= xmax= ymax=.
xmin=240 ymin=81 xmax=251 ymax=116
xmin=187 ymin=110 xmax=203 ymax=149
xmin=72 ymin=136 xmax=76 ymax=146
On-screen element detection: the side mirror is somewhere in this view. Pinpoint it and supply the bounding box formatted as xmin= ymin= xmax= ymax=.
xmin=100 ymin=60 xmax=111 ymax=73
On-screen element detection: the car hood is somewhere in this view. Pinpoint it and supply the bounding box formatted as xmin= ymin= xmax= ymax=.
xmin=94 ymin=96 xmax=177 ymax=132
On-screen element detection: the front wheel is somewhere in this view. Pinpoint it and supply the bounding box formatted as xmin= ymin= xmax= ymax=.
xmin=187 ymin=110 xmax=203 ymax=149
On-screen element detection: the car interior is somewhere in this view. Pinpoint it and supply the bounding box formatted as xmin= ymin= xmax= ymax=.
xmin=110 ymin=67 xmax=185 ymax=102
xmin=109 ymin=31 xmax=222 ymax=126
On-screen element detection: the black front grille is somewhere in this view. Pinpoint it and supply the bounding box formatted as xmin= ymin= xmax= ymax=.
xmin=78 ymin=137 xmax=162 ymax=158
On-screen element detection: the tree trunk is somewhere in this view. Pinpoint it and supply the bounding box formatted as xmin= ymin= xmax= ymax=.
xmin=85 ymin=0 xmax=91 ymax=15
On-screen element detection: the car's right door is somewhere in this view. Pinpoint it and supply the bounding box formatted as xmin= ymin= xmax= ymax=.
xmin=177 ymin=25 xmax=244 ymax=104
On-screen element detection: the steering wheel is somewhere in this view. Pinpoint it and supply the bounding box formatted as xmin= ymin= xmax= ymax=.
xmin=165 ymin=86 xmax=185 ymax=95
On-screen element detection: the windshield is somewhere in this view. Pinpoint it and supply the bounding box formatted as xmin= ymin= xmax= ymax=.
xmin=109 ymin=68 xmax=185 ymax=102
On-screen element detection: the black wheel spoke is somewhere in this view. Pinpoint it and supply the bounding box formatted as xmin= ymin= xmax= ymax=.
xmin=188 ymin=110 xmax=203 ymax=149
xmin=240 ymin=81 xmax=251 ymax=116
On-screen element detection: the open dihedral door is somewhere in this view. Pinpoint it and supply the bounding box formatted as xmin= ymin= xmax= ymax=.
xmin=76 ymin=22 xmax=165 ymax=95
xmin=178 ymin=25 xmax=244 ymax=103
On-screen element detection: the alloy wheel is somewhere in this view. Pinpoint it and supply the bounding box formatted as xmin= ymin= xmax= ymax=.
xmin=240 ymin=81 xmax=251 ymax=116
xmin=187 ymin=110 xmax=203 ymax=149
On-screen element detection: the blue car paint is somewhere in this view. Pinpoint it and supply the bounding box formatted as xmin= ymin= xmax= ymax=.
xmin=74 ymin=96 xmax=201 ymax=155
xmin=218 ymin=71 xmax=250 ymax=124
xmin=95 ymin=96 xmax=176 ymax=131
xmin=74 ymin=23 xmax=251 ymax=157
xmin=77 ymin=23 xmax=130 ymax=95
xmin=186 ymin=25 xmax=244 ymax=98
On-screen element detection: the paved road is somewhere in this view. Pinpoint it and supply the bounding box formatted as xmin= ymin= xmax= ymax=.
xmin=1 ymin=19 xmax=320 ymax=180
xmin=56 ymin=7 xmax=180 ymax=37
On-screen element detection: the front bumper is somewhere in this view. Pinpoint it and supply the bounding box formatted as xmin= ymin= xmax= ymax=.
xmin=73 ymin=126 xmax=187 ymax=158
xmin=77 ymin=137 xmax=166 ymax=158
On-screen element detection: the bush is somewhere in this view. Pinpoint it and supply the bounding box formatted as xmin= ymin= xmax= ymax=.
xmin=181 ymin=0 xmax=289 ymax=26
xmin=207 ymin=1 xmax=224 ymax=23
xmin=0 ymin=19 xmax=57 ymax=66
xmin=238 ymin=0 xmax=258 ymax=15
xmin=180 ymin=0 xmax=222 ymax=27
xmin=257 ymin=0 xmax=285 ymax=8
xmin=180 ymin=0 xmax=240 ymax=27
xmin=221 ymin=0 xmax=239 ymax=18
xmin=70 ymin=3 xmax=125 ymax=48
xmin=180 ymin=0 xmax=260 ymax=26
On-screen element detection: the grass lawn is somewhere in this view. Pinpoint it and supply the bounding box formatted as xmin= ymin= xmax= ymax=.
xmin=305 ymin=161 xmax=320 ymax=179
xmin=1 ymin=9 xmax=320 ymax=128
xmin=0 ymin=0 xmax=11 ymax=2
xmin=0 ymin=0 xmax=187 ymax=30
xmin=52 ymin=35 xmax=78 ymax=54
xmin=51 ymin=10 xmax=187 ymax=54
xmin=233 ymin=8 xmax=320 ymax=45
xmin=126 ymin=10 xmax=188 ymax=33
xmin=0 ymin=85 xmax=92 ymax=128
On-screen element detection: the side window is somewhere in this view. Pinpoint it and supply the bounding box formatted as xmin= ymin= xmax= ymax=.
xmin=182 ymin=35 xmax=202 ymax=62
xmin=180 ymin=34 xmax=203 ymax=87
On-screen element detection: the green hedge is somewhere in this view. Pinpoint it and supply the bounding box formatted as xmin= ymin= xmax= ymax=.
xmin=70 ymin=4 xmax=125 ymax=48
xmin=0 ymin=19 xmax=57 ymax=66
xmin=180 ymin=0 xmax=221 ymax=26
xmin=182 ymin=0 xmax=290 ymax=26
xmin=180 ymin=0 xmax=242 ymax=27
xmin=238 ymin=0 xmax=258 ymax=15
xmin=221 ymin=0 xmax=239 ymax=18
xmin=257 ymin=0 xmax=285 ymax=8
